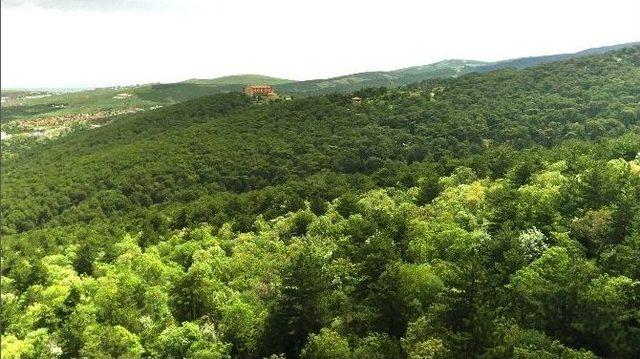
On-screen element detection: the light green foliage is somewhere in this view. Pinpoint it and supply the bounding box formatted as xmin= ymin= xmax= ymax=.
xmin=516 ymin=168 xmax=567 ymax=230
xmin=375 ymin=262 xmax=444 ymax=333
xmin=402 ymin=317 xmax=451 ymax=359
xmin=438 ymin=166 xmax=477 ymax=188
xmin=407 ymin=338 xmax=450 ymax=359
xmin=80 ymin=324 xmax=143 ymax=359
xmin=151 ymin=322 xmax=231 ymax=359
xmin=352 ymin=333 xmax=402 ymax=359
xmin=219 ymin=297 xmax=266 ymax=358
xmin=4 ymin=152 xmax=640 ymax=357
xmin=0 ymin=329 xmax=60 ymax=359
xmin=300 ymin=329 xmax=351 ymax=359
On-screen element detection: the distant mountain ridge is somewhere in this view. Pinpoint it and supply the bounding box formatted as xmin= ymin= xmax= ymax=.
xmin=474 ymin=42 xmax=640 ymax=71
xmin=2 ymin=42 xmax=638 ymax=123
xmin=181 ymin=74 xmax=295 ymax=86
xmin=273 ymin=42 xmax=639 ymax=95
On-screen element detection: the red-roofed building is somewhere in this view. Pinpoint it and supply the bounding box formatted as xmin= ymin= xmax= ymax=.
xmin=244 ymin=85 xmax=274 ymax=96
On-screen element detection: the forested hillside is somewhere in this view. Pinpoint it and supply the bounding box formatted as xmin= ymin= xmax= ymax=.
xmin=1 ymin=46 xmax=639 ymax=358
xmin=3 ymin=42 xmax=635 ymax=125
xmin=275 ymin=42 xmax=639 ymax=96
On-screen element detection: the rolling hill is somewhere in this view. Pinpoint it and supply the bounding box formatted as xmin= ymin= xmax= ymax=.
xmin=2 ymin=42 xmax=637 ymax=127
xmin=181 ymin=74 xmax=295 ymax=85
xmin=3 ymin=45 xmax=639 ymax=234
xmin=275 ymin=42 xmax=639 ymax=95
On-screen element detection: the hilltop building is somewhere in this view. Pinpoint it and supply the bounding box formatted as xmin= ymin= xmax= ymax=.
xmin=352 ymin=96 xmax=362 ymax=105
xmin=244 ymin=85 xmax=274 ymax=96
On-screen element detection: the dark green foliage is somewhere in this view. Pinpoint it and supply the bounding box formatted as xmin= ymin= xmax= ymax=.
xmin=4 ymin=47 xmax=639 ymax=236
xmin=263 ymin=247 xmax=331 ymax=358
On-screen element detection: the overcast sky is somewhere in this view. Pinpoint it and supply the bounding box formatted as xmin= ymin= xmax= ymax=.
xmin=1 ymin=0 xmax=639 ymax=89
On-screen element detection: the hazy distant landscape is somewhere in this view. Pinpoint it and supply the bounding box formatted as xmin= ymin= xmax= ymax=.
xmin=2 ymin=41 xmax=636 ymax=167
xmin=3 ymin=42 xmax=636 ymax=145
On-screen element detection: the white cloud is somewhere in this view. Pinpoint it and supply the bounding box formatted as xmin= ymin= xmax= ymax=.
xmin=0 ymin=0 xmax=175 ymax=11
xmin=1 ymin=0 xmax=639 ymax=88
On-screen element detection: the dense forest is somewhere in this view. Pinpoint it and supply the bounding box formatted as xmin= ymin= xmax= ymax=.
xmin=3 ymin=42 xmax=635 ymax=125
xmin=1 ymin=46 xmax=639 ymax=358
